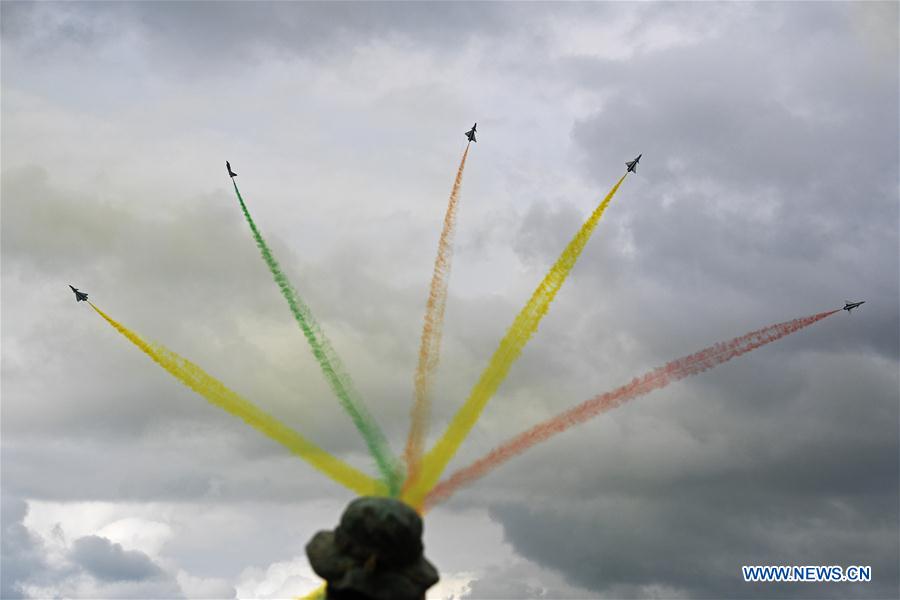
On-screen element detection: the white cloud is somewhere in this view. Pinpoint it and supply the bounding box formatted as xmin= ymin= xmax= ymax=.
xmin=235 ymin=555 xmax=319 ymax=599
xmin=96 ymin=518 xmax=173 ymax=559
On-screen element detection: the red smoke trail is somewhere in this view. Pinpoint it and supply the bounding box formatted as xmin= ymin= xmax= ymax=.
xmin=424 ymin=309 xmax=839 ymax=509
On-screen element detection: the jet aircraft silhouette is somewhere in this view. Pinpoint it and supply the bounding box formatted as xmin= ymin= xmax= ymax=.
xmin=625 ymin=154 xmax=642 ymax=173
xmin=69 ymin=285 xmax=88 ymax=302
xmin=843 ymin=300 xmax=865 ymax=313
xmin=465 ymin=123 xmax=477 ymax=143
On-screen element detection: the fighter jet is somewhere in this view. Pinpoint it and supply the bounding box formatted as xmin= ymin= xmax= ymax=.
xmin=226 ymin=161 xmax=237 ymax=178
xmin=465 ymin=123 xmax=477 ymax=143
xmin=69 ymin=285 xmax=88 ymax=302
xmin=625 ymin=154 xmax=642 ymax=173
xmin=843 ymin=300 xmax=865 ymax=313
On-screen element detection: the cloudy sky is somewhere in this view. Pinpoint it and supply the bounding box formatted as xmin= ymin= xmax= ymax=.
xmin=2 ymin=2 xmax=898 ymax=598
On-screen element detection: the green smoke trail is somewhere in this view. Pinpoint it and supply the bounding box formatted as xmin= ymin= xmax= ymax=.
xmin=231 ymin=179 xmax=402 ymax=495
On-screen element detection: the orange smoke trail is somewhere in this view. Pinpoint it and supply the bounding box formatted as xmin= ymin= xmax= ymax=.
xmin=424 ymin=309 xmax=839 ymax=509
xmin=404 ymin=174 xmax=628 ymax=507
xmin=404 ymin=144 xmax=469 ymax=485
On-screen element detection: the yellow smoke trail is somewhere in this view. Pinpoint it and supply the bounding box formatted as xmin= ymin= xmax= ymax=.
xmin=298 ymin=584 xmax=325 ymax=600
xmin=403 ymin=175 xmax=628 ymax=507
xmin=89 ymin=303 xmax=386 ymax=497
xmin=404 ymin=144 xmax=469 ymax=485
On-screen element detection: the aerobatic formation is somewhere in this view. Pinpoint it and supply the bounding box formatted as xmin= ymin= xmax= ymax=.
xmin=74 ymin=123 xmax=856 ymax=597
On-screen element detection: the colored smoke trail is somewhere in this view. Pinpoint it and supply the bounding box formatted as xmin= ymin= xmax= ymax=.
xmin=230 ymin=180 xmax=402 ymax=495
xmin=404 ymin=144 xmax=470 ymax=483
xmin=298 ymin=584 xmax=325 ymax=600
xmin=88 ymin=303 xmax=386 ymax=497
xmin=424 ymin=309 xmax=840 ymax=509
xmin=404 ymin=174 xmax=628 ymax=506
